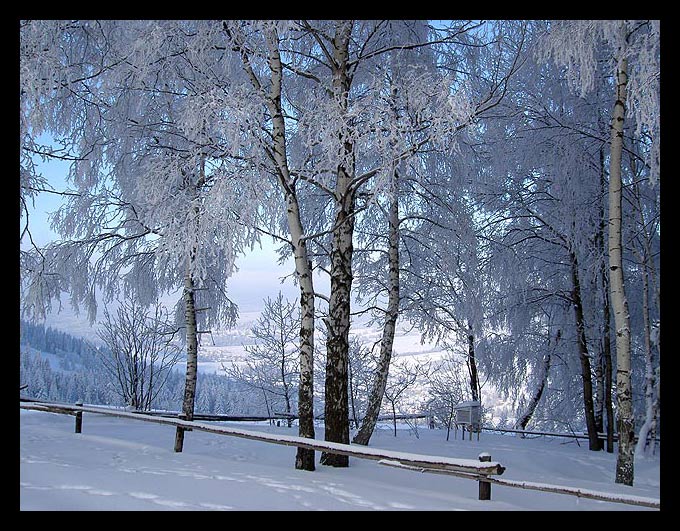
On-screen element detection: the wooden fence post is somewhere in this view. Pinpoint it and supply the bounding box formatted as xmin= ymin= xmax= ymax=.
xmin=478 ymin=452 xmax=492 ymax=500
xmin=174 ymin=413 xmax=188 ymax=452
xmin=75 ymin=401 xmax=83 ymax=433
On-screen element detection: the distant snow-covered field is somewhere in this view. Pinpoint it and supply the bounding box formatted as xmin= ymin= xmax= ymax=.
xmin=197 ymin=323 xmax=448 ymax=373
xmin=20 ymin=408 xmax=660 ymax=511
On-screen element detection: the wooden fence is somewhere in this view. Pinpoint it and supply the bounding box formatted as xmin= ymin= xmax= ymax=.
xmin=481 ymin=425 xmax=661 ymax=445
xmin=20 ymin=399 xmax=660 ymax=509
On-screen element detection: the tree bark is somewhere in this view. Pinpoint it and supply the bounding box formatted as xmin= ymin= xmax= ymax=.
xmin=174 ymin=157 xmax=204 ymax=453
xmin=321 ymin=197 xmax=354 ymax=466
xmin=321 ymin=21 xmax=354 ymax=468
xmin=634 ymin=244 xmax=659 ymax=457
xmin=602 ymin=268 xmax=615 ymax=453
xmin=514 ymin=330 xmax=556 ymax=432
xmin=353 ymin=177 xmax=400 ymax=446
xmin=570 ymin=250 xmax=603 ymax=451
xmin=294 ymin=238 xmax=316 ymax=470
xmin=593 ymin=336 xmax=605 ymax=435
xmin=609 ymin=54 xmax=635 ymax=485
xmin=348 ymin=352 xmax=359 ymax=429
xmin=466 ymin=322 xmax=480 ymax=403
xmin=174 ymin=269 xmax=198 ymax=452
xmin=599 ymin=143 xmax=616 ymax=453
xmin=630 ymin=171 xmax=660 ymax=457
xmin=263 ymin=26 xmax=316 ymax=470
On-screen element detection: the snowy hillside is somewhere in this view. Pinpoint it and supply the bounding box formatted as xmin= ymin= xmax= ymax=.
xmin=20 ymin=408 xmax=660 ymax=511
xmin=20 ymin=317 xmax=515 ymax=426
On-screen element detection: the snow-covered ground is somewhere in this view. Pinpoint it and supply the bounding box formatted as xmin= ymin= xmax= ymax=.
xmin=20 ymin=409 xmax=660 ymax=511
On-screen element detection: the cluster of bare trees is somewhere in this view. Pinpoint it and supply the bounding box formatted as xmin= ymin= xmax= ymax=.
xmin=20 ymin=20 xmax=659 ymax=486
xmin=223 ymin=292 xmax=300 ymax=426
xmin=96 ymin=297 xmax=182 ymax=411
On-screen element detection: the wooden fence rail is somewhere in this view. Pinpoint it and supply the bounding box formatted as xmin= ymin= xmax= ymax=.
xmin=481 ymin=425 xmax=660 ymax=444
xmin=20 ymin=400 xmax=660 ymax=509
xmin=20 ymin=400 xmax=503 ymax=501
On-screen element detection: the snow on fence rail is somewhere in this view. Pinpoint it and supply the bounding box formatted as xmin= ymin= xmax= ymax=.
xmin=19 ymin=399 xmax=503 ymax=501
xmin=20 ymin=400 xmax=660 ymax=509
xmin=486 ymin=477 xmax=660 ymax=509
xmin=481 ymin=425 xmax=660 ymax=444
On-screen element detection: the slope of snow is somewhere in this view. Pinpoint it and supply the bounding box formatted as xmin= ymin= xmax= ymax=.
xmin=20 ymin=409 xmax=660 ymax=511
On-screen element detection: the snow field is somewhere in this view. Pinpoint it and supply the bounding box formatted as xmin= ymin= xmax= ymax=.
xmin=20 ymin=409 xmax=660 ymax=511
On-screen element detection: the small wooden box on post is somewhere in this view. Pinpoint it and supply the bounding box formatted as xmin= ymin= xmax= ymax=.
xmin=453 ymin=401 xmax=481 ymax=440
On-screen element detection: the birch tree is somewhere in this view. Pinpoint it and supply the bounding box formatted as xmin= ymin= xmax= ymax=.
xmin=608 ymin=39 xmax=636 ymax=484
xmin=20 ymin=20 xmax=262 ymax=452
xmin=540 ymin=19 xmax=659 ymax=484
xmin=318 ymin=21 xmax=515 ymax=454
xmin=225 ymin=20 xmax=490 ymax=464
xmin=628 ymin=148 xmax=660 ymax=457
xmin=351 ymin=170 xmax=400 ymax=446
xmin=221 ymin=20 xmax=318 ymax=470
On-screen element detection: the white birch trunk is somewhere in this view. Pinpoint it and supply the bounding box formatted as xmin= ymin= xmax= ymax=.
xmin=321 ymin=21 xmax=354 ymax=468
xmin=321 ymin=195 xmax=354 ymax=466
xmin=287 ymin=196 xmax=317 ymax=470
xmin=174 ymin=268 xmax=199 ymax=452
xmin=174 ymin=161 xmax=203 ymax=453
xmin=352 ymin=179 xmax=400 ymax=446
xmin=181 ymin=271 xmax=199 ymax=422
xmin=609 ymin=55 xmax=635 ymax=485
xmin=264 ymin=28 xmax=316 ymax=470
xmin=631 ymin=174 xmax=660 ymax=458
xmin=515 ymin=353 xmax=551 ymax=433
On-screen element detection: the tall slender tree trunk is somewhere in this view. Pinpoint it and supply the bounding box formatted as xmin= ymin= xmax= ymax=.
xmin=593 ymin=326 xmax=605 ymax=435
xmin=635 ymin=258 xmax=658 ymax=456
xmin=570 ymin=250 xmax=603 ymax=451
xmin=631 ymin=172 xmax=660 ymax=457
xmin=321 ymin=196 xmax=354 ymax=466
xmin=466 ymin=321 xmax=480 ymax=403
xmin=591 ymin=144 xmax=607 ymax=437
xmin=174 ymin=269 xmax=199 ymax=452
xmin=321 ymin=21 xmax=354 ymax=467
xmin=609 ymin=55 xmax=635 ymax=485
xmin=131 ymin=345 xmax=139 ymax=409
xmin=599 ymin=144 xmax=615 ymax=453
xmin=514 ymin=330 xmax=556 ymax=432
xmin=261 ymin=27 xmax=317 ymax=470
xmin=602 ymin=269 xmax=615 ymax=453
xmin=293 ymin=230 xmax=316 ymax=470
xmin=174 ymin=160 xmax=204 ymax=453
xmin=353 ymin=176 xmax=400 ymax=446
xmin=348 ymin=354 xmax=359 ymax=429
